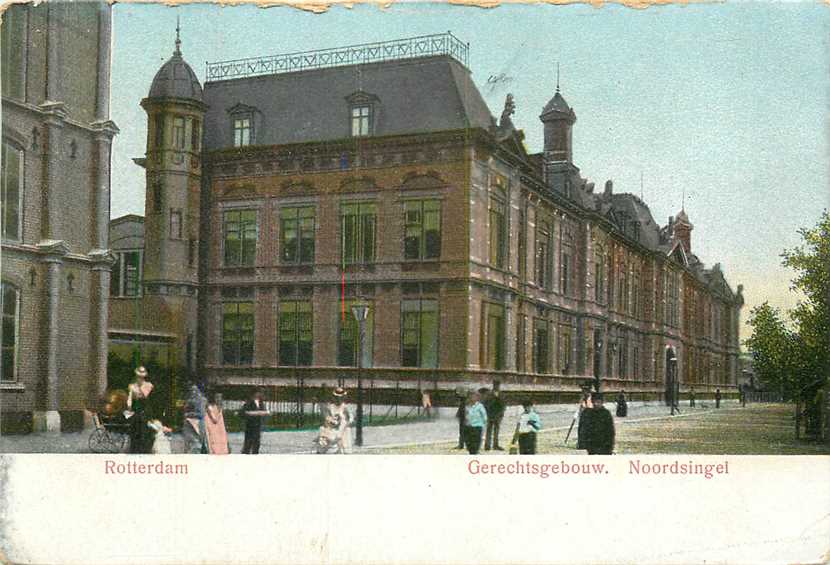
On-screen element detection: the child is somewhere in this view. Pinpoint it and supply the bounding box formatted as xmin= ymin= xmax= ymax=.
xmin=146 ymin=419 xmax=173 ymax=454
xmin=512 ymin=400 xmax=542 ymax=455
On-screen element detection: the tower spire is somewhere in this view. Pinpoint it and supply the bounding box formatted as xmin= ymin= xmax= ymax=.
xmin=556 ymin=62 xmax=560 ymax=93
xmin=174 ymin=15 xmax=182 ymax=56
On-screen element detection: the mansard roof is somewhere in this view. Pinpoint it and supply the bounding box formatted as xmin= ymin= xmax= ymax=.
xmin=202 ymin=55 xmax=494 ymax=150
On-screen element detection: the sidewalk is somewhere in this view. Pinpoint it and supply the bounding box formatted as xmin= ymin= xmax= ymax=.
xmin=0 ymin=400 xmax=740 ymax=454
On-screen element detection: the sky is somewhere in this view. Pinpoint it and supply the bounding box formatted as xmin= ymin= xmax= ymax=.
xmin=109 ymin=2 xmax=829 ymax=341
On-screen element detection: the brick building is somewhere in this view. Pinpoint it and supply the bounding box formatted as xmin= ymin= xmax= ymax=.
xmin=1 ymin=2 xmax=118 ymax=432
xmin=111 ymin=33 xmax=743 ymax=403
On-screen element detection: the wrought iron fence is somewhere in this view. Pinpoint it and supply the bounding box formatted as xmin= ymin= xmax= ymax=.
xmin=205 ymin=32 xmax=469 ymax=82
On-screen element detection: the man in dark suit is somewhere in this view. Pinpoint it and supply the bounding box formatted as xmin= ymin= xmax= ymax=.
xmin=583 ymin=392 xmax=615 ymax=455
xmin=241 ymin=389 xmax=268 ymax=454
xmin=484 ymin=381 xmax=506 ymax=451
xmin=715 ymin=388 xmax=722 ymax=409
xmin=455 ymin=390 xmax=466 ymax=450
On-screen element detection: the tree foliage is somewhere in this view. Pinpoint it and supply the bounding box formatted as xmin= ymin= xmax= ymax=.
xmin=746 ymin=210 xmax=830 ymax=399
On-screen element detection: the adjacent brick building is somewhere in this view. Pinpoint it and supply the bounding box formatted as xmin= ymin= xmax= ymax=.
xmin=111 ymin=33 xmax=743 ymax=403
xmin=1 ymin=2 xmax=118 ymax=432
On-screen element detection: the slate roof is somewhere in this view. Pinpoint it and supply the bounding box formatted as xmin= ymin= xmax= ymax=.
xmin=149 ymin=49 xmax=204 ymax=102
xmin=202 ymin=55 xmax=494 ymax=151
xmin=540 ymin=91 xmax=574 ymax=120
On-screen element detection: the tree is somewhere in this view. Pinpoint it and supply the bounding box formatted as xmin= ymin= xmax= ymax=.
xmin=746 ymin=210 xmax=830 ymax=401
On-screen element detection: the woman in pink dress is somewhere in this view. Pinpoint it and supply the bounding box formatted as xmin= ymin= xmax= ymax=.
xmin=205 ymin=392 xmax=230 ymax=455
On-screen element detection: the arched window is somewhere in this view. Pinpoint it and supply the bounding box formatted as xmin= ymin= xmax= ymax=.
xmin=1 ymin=139 xmax=23 ymax=241
xmin=1 ymin=282 xmax=20 ymax=382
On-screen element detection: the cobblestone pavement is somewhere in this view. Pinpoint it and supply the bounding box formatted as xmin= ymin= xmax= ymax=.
xmin=0 ymin=400 xmax=740 ymax=454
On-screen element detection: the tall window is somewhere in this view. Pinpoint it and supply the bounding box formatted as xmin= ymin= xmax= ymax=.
xmin=401 ymin=299 xmax=438 ymax=368
xmin=169 ymin=209 xmax=183 ymax=240
xmin=279 ymin=301 xmax=312 ymax=366
xmin=404 ymin=200 xmax=441 ymax=261
xmin=483 ymin=303 xmax=505 ymax=370
xmin=488 ymin=199 xmax=506 ymax=268
xmin=620 ymin=335 xmax=629 ymax=379
xmin=516 ymin=315 xmax=527 ymax=373
xmin=172 ymin=116 xmax=186 ymax=150
xmin=533 ymin=318 xmax=549 ymax=374
xmin=154 ymin=115 xmax=165 ymax=148
xmin=561 ymin=233 xmax=573 ymax=296
xmin=341 ymin=202 xmax=376 ymax=264
xmin=666 ymin=271 xmax=680 ymax=327
xmin=110 ymin=251 xmax=143 ymax=297
xmin=223 ymin=210 xmax=257 ymax=267
xmin=1 ymin=282 xmax=20 ymax=382
xmin=338 ymin=300 xmax=374 ymax=367
xmin=535 ymin=221 xmax=551 ymax=289
xmin=618 ymin=262 xmax=628 ymax=313
xmin=191 ymin=118 xmax=201 ymax=151
xmin=1 ymin=140 xmax=22 ymax=241
xmin=351 ymin=105 xmax=371 ymax=137
xmin=222 ymin=301 xmax=254 ymax=365
xmin=518 ymin=208 xmax=527 ymax=279
xmin=233 ymin=117 xmax=252 ymax=147
xmin=281 ymin=206 xmax=315 ymax=264
xmin=558 ymin=327 xmax=572 ymax=374
xmin=633 ymin=341 xmax=640 ymax=380
xmin=594 ymin=249 xmax=605 ymax=302
xmin=1 ymin=5 xmax=25 ymax=99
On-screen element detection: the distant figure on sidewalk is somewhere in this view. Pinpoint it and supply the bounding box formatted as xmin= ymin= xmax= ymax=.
xmin=316 ymin=387 xmax=353 ymax=454
xmin=241 ymin=389 xmax=269 ymax=454
xmin=715 ymin=388 xmax=722 ymax=409
xmin=576 ymin=389 xmax=592 ymax=450
xmin=689 ymin=387 xmax=696 ymax=407
xmin=464 ymin=390 xmax=488 ymax=455
xmin=484 ymin=381 xmax=506 ymax=451
xmin=421 ymin=390 xmax=433 ymax=419
xmin=616 ymin=390 xmax=628 ymax=418
xmin=512 ymin=400 xmax=541 ymax=455
xmin=455 ymin=389 xmax=466 ymax=449
xmin=182 ymin=380 xmax=206 ymax=454
xmin=582 ymin=392 xmax=615 ymax=455
xmin=205 ymin=392 xmax=230 ymax=455
xmin=740 ymin=384 xmax=747 ymax=407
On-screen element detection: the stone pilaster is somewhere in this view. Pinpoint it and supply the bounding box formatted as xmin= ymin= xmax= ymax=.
xmin=33 ymin=240 xmax=69 ymax=432
xmin=89 ymin=250 xmax=116 ymax=400
xmin=38 ymin=102 xmax=67 ymax=241
xmin=90 ymin=121 xmax=119 ymax=249
xmin=95 ymin=3 xmax=112 ymax=121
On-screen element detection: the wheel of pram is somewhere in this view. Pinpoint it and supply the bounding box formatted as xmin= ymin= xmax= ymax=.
xmin=88 ymin=428 xmax=107 ymax=453
xmin=111 ymin=432 xmax=128 ymax=453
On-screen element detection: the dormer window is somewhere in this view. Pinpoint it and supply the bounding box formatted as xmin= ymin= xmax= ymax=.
xmin=233 ymin=117 xmax=252 ymax=147
xmin=346 ymin=91 xmax=379 ymax=138
xmin=351 ymin=105 xmax=371 ymax=137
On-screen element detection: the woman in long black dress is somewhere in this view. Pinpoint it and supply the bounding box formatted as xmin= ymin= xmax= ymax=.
xmin=127 ymin=366 xmax=155 ymax=453
xmin=616 ymin=390 xmax=628 ymax=417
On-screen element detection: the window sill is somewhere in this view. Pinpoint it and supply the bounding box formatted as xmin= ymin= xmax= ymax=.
xmin=0 ymin=383 xmax=25 ymax=392
xmin=401 ymin=261 xmax=440 ymax=272
xmin=342 ymin=264 xmax=376 ymax=273
xmin=278 ymin=265 xmax=314 ymax=275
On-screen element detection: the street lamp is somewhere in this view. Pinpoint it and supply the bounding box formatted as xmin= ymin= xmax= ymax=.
xmin=351 ymin=300 xmax=369 ymax=447
xmin=668 ymin=354 xmax=678 ymax=415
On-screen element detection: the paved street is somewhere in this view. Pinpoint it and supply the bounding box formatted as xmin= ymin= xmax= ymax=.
xmin=0 ymin=399 xmax=742 ymax=454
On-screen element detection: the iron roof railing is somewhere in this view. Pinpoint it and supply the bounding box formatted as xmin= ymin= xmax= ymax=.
xmin=205 ymin=32 xmax=469 ymax=82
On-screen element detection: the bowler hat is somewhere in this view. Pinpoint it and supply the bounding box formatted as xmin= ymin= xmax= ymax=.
xmin=333 ymin=387 xmax=347 ymax=398
xmin=590 ymin=391 xmax=604 ymax=401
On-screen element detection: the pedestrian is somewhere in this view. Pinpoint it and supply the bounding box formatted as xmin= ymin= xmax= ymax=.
xmin=421 ymin=390 xmax=433 ymax=419
xmin=455 ymin=388 xmax=466 ymax=449
xmin=147 ymin=419 xmax=173 ymax=454
xmin=616 ymin=389 xmax=628 ymax=418
xmin=512 ymin=400 xmax=542 ymax=455
xmin=182 ymin=380 xmax=206 ymax=454
xmin=582 ymin=392 xmax=615 ymax=455
xmin=205 ymin=391 xmax=230 ymax=455
xmin=740 ymin=384 xmax=747 ymax=407
xmin=126 ymin=366 xmax=155 ymax=454
xmin=484 ymin=381 xmax=506 ymax=451
xmin=715 ymin=388 xmax=722 ymax=409
xmin=241 ymin=389 xmax=269 ymax=454
xmin=316 ymin=387 xmax=353 ymax=454
xmin=576 ymin=389 xmax=592 ymax=450
xmin=464 ymin=390 xmax=487 ymax=455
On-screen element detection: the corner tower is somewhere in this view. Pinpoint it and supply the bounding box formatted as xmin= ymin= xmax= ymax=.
xmin=540 ymin=83 xmax=577 ymax=195
xmin=139 ymin=26 xmax=205 ymax=375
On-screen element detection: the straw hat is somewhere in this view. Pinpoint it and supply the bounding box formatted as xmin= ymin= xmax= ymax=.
xmin=333 ymin=387 xmax=347 ymax=398
xmin=134 ymin=366 xmax=148 ymax=378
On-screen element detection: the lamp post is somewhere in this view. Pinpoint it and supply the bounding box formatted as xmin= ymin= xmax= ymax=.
xmin=668 ymin=354 xmax=678 ymax=415
xmin=351 ymin=300 xmax=369 ymax=447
